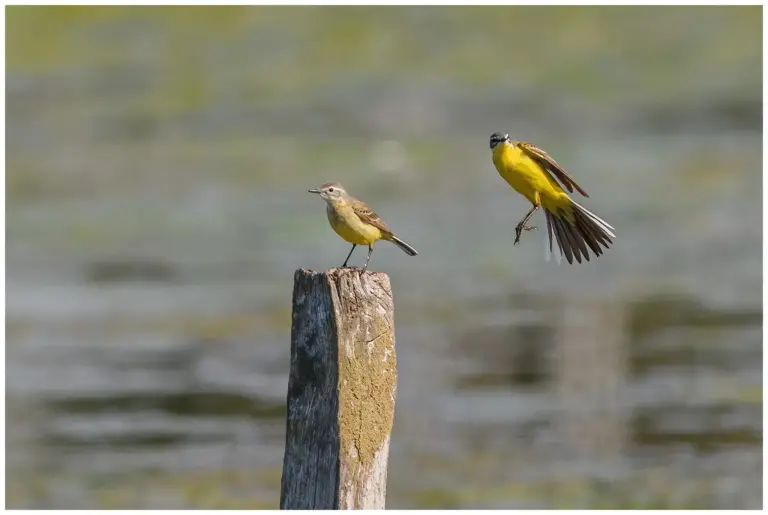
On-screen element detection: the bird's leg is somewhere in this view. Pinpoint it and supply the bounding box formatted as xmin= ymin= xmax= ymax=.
xmin=514 ymin=205 xmax=539 ymax=245
xmin=341 ymin=244 xmax=357 ymax=268
xmin=362 ymin=245 xmax=374 ymax=271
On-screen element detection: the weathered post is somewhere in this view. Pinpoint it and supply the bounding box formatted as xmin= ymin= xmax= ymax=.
xmin=280 ymin=268 xmax=397 ymax=509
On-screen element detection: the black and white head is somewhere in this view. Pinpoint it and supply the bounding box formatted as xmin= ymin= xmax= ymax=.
xmin=308 ymin=182 xmax=347 ymax=201
xmin=489 ymin=132 xmax=510 ymax=149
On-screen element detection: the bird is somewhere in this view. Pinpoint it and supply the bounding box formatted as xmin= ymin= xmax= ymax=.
xmin=489 ymin=132 xmax=615 ymax=264
xmin=308 ymin=182 xmax=418 ymax=270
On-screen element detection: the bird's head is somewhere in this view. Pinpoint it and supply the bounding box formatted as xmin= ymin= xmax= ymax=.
xmin=309 ymin=182 xmax=347 ymax=202
xmin=489 ymin=132 xmax=510 ymax=149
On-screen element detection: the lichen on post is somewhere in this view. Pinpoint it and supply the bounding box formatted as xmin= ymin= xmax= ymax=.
xmin=280 ymin=268 xmax=397 ymax=510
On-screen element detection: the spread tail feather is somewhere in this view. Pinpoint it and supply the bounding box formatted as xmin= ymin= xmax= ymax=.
xmin=389 ymin=235 xmax=418 ymax=256
xmin=544 ymin=211 xmax=562 ymax=265
xmin=545 ymin=202 xmax=614 ymax=264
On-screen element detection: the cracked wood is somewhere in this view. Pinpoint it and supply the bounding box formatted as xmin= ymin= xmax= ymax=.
xmin=280 ymin=268 xmax=397 ymax=510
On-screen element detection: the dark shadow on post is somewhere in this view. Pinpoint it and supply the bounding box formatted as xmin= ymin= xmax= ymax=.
xmin=280 ymin=268 xmax=397 ymax=509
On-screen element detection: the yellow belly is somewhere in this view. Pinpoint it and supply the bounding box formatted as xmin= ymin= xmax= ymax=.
xmin=326 ymin=204 xmax=382 ymax=246
xmin=492 ymin=144 xmax=568 ymax=210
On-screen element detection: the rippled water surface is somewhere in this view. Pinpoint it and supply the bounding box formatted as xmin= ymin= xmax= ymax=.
xmin=6 ymin=6 xmax=762 ymax=509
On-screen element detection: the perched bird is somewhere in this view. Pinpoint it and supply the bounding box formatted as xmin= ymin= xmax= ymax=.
xmin=489 ymin=132 xmax=615 ymax=264
xmin=308 ymin=182 xmax=418 ymax=270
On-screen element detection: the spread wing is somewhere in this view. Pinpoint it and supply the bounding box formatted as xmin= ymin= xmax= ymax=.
xmin=518 ymin=141 xmax=590 ymax=198
xmin=351 ymin=200 xmax=393 ymax=235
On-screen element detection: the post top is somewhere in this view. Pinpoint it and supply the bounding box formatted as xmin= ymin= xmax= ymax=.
xmin=295 ymin=268 xmax=390 ymax=281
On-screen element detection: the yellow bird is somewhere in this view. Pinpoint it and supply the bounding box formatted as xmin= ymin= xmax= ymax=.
xmin=489 ymin=132 xmax=615 ymax=264
xmin=308 ymin=182 xmax=418 ymax=270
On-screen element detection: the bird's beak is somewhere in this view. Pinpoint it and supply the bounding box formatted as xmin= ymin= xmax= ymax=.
xmin=308 ymin=189 xmax=321 ymax=194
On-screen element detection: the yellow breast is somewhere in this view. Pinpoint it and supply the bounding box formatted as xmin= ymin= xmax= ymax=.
xmin=326 ymin=202 xmax=382 ymax=246
xmin=492 ymin=142 xmax=565 ymax=206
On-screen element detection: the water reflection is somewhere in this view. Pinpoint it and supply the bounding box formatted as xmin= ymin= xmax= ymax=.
xmin=633 ymin=404 xmax=761 ymax=453
xmin=6 ymin=5 xmax=762 ymax=510
xmin=7 ymin=282 xmax=762 ymax=509
xmin=46 ymin=391 xmax=285 ymax=420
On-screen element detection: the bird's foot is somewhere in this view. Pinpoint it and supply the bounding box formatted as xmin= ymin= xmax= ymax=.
xmin=514 ymin=225 xmax=537 ymax=245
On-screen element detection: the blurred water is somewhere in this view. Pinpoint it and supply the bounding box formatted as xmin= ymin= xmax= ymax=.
xmin=6 ymin=6 xmax=762 ymax=509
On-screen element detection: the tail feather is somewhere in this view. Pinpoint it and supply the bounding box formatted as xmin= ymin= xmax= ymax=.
xmin=573 ymin=212 xmax=603 ymax=257
xmin=561 ymin=215 xmax=586 ymax=264
xmin=575 ymin=209 xmax=610 ymax=250
xmin=545 ymin=211 xmax=559 ymax=264
xmin=571 ymin=200 xmax=615 ymax=238
xmin=545 ymin=202 xmax=614 ymax=264
xmin=560 ymin=210 xmax=590 ymax=263
xmin=551 ymin=215 xmax=573 ymax=264
xmin=546 ymin=211 xmax=554 ymax=255
xmin=389 ymin=235 xmax=418 ymax=256
xmin=544 ymin=209 xmax=563 ymax=265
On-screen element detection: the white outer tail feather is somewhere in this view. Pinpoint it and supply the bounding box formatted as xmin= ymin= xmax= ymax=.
xmin=571 ymin=200 xmax=616 ymax=238
xmin=544 ymin=215 xmax=562 ymax=265
xmin=542 ymin=201 xmax=615 ymax=264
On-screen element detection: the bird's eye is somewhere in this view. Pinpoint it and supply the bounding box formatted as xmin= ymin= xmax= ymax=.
xmin=328 ymin=187 xmax=335 ymax=192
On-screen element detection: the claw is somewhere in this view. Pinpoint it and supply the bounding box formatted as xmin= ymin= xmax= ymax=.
xmin=514 ymin=225 xmax=537 ymax=245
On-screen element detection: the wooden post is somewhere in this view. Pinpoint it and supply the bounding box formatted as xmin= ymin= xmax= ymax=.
xmin=280 ymin=268 xmax=397 ymax=510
